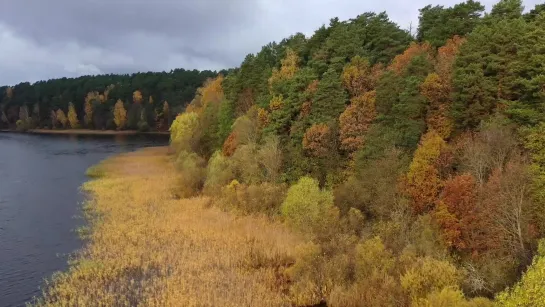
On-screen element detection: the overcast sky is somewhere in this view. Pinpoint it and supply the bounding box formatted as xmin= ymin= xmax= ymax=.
xmin=0 ymin=0 xmax=541 ymax=85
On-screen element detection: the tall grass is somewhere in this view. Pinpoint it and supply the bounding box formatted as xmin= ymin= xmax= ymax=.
xmin=32 ymin=147 xmax=301 ymax=306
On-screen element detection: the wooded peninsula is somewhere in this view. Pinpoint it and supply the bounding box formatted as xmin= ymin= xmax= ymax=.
xmin=29 ymin=0 xmax=545 ymax=306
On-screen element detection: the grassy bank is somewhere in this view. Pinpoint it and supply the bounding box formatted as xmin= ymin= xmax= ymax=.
xmin=32 ymin=147 xmax=301 ymax=306
xmin=0 ymin=129 xmax=169 ymax=136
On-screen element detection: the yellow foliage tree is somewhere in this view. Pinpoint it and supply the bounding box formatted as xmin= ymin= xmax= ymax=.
xmin=103 ymin=84 xmax=114 ymax=101
xmin=149 ymin=95 xmax=154 ymax=105
xmin=67 ymin=102 xmax=79 ymax=128
xmin=84 ymin=91 xmax=100 ymax=126
xmin=269 ymin=48 xmax=299 ymax=89
xmin=113 ymin=99 xmax=127 ymax=130
xmin=56 ymin=109 xmax=68 ymax=129
xmin=6 ymin=87 xmax=13 ymax=99
xmin=405 ymin=130 xmax=447 ymax=214
xmin=133 ymin=90 xmax=143 ymax=104
xmin=200 ymin=75 xmax=224 ymax=108
xmin=341 ymin=56 xmax=383 ymax=97
xmin=269 ymin=95 xmax=284 ymax=111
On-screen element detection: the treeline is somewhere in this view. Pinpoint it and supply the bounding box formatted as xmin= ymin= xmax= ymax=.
xmin=169 ymin=0 xmax=545 ymax=306
xmin=0 ymin=69 xmax=217 ymax=131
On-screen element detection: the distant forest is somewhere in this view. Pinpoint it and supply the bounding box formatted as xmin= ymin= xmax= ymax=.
xmin=0 ymin=69 xmax=219 ymax=131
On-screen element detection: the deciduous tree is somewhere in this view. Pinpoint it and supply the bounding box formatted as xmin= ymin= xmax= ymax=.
xmin=113 ymin=99 xmax=127 ymax=130
xmin=67 ymin=102 xmax=79 ymax=128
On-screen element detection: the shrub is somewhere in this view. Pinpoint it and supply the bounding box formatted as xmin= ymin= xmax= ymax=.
xmin=286 ymin=242 xmax=351 ymax=306
xmin=219 ymin=182 xmax=287 ymax=216
xmin=281 ymin=176 xmax=334 ymax=234
xmin=137 ymin=120 xmax=150 ymax=132
xmin=496 ymin=239 xmax=545 ymax=307
xmin=16 ymin=119 xmax=28 ymax=131
xmin=401 ymin=257 xmax=460 ymax=300
xmin=175 ymin=151 xmax=206 ymax=198
xmin=203 ymin=151 xmax=234 ymax=196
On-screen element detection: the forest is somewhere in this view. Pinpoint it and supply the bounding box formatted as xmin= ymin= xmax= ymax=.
xmin=166 ymin=0 xmax=545 ymax=306
xmin=0 ymin=69 xmax=217 ymax=131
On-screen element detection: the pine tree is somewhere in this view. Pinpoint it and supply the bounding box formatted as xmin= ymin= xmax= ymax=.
xmin=308 ymin=68 xmax=347 ymax=124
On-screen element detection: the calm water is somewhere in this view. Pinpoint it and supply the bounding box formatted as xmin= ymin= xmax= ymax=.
xmin=0 ymin=133 xmax=168 ymax=307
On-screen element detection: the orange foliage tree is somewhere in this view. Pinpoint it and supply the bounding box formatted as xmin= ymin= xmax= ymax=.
xmin=434 ymin=174 xmax=493 ymax=254
xmin=421 ymin=36 xmax=466 ymax=139
xmin=303 ymin=124 xmax=333 ymax=158
xmin=388 ymin=42 xmax=433 ymax=76
xmin=339 ymin=91 xmax=377 ymax=153
xmin=405 ymin=130 xmax=447 ymax=214
xmin=222 ymin=132 xmax=238 ymax=157
xmin=341 ymin=56 xmax=383 ymax=97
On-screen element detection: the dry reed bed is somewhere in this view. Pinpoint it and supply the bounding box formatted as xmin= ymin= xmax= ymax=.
xmin=33 ymin=147 xmax=301 ymax=307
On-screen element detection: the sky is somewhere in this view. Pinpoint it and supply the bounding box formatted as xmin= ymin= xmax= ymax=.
xmin=0 ymin=0 xmax=541 ymax=85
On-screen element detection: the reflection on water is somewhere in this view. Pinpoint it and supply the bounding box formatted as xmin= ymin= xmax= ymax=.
xmin=0 ymin=133 xmax=168 ymax=307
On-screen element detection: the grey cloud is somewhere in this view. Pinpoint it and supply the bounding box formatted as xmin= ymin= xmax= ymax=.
xmin=0 ymin=0 xmax=541 ymax=85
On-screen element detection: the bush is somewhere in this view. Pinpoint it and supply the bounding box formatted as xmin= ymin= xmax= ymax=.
xmin=286 ymin=242 xmax=351 ymax=306
xmin=401 ymin=257 xmax=460 ymax=300
xmin=137 ymin=120 xmax=150 ymax=132
xmin=219 ymin=182 xmax=287 ymax=215
xmin=175 ymin=151 xmax=206 ymax=198
xmin=203 ymin=151 xmax=235 ymax=196
xmin=281 ymin=176 xmax=334 ymax=234
xmin=16 ymin=119 xmax=29 ymax=131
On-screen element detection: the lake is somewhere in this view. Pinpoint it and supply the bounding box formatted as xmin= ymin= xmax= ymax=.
xmin=0 ymin=133 xmax=168 ymax=307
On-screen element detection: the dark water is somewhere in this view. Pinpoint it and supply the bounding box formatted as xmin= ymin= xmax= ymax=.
xmin=0 ymin=133 xmax=168 ymax=307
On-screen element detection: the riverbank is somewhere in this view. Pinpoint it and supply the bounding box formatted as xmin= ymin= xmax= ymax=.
xmin=32 ymin=147 xmax=301 ymax=306
xmin=0 ymin=129 xmax=169 ymax=136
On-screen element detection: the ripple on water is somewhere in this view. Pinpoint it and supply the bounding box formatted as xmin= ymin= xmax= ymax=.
xmin=0 ymin=133 xmax=167 ymax=306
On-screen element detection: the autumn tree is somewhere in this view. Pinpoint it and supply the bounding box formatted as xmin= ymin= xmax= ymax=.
xmin=303 ymin=124 xmax=334 ymax=158
xmin=341 ymin=56 xmax=382 ymax=97
xmin=388 ymin=42 xmax=433 ymax=76
xmin=405 ymin=130 xmax=447 ymax=214
xmin=56 ymin=109 xmax=68 ymax=129
xmin=433 ymin=173 xmax=494 ymax=253
xmin=281 ymin=176 xmax=335 ymax=234
xmin=482 ymin=159 xmax=536 ymax=262
xmin=67 ymin=102 xmax=79 ymax=128
xmin=269 ymin=47 xmax=299 ymax=89
xmin=339 ymin=91 xmax=376 ymax=153
xmin=222 ymin=132 xmax=238 ymax=157
xmin=420 ymin=36 xmax=466 ymax=139
xmin=84 ymin=91 xmax=100 ymax=127
xmin=132 ymin=90 xmax=143 ymax=104
xmin=497 ymin=239 xmax=545 ymax=306
xmin=113 ymin=99 xmax=127 ymax=130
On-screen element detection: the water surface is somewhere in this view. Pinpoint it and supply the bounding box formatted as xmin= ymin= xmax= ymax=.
xmin=0 ymin=133 xmax=167 ymax=306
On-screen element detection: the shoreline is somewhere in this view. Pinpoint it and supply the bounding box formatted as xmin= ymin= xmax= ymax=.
xmin=0 ymin=129 xmax=169 ymax=136
xmin=31 ymin=147 xmax=300 ymax=306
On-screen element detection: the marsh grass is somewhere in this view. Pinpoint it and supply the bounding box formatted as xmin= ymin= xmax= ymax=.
xmin=32 ymin=147 xmax=301 ymax=306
